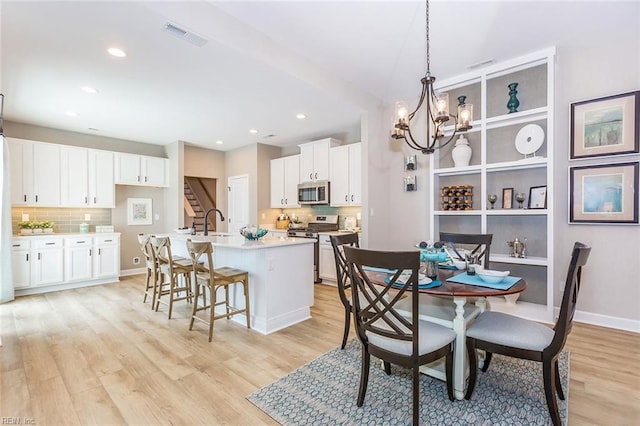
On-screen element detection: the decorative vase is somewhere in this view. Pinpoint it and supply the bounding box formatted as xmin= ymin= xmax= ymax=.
xmin=507 ymin=82 xmax=520 ymax=113
xmin=20 ymin=229 xmax=33 ymax=235
xmin=452 ymin=135 xmax=472 ymax=167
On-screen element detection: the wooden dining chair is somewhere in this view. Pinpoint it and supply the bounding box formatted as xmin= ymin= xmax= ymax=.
xmin=186 ymin=239 xmax=250 ymax=342
xmin=439 ymin=232 xmax=493 ymax=268
xmin=344 ymin=246 xmax=456 ymax=426
xmin=465 ymin=242 xmax=591 ymax=426
xmin=329 ymin=232 xmax=359 ymax=349
xmin=149 ymin=236 xmax=194 ymax=319
xmin=137 ymin=233 xmax=157 ymax=307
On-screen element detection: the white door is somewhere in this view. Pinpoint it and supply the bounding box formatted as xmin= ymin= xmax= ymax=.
xmin=227 ymin=175 xmax=249 ymax=235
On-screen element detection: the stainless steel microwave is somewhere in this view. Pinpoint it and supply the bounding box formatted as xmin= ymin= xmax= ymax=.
xmin=298 ymin=180 xmax=330 ymax=205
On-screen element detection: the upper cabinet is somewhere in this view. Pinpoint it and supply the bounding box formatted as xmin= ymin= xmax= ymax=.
xmin=270 ymin=155 xmax=300 ymax=208
xmin=299 ymin=138 xmax=341 ymax=183
xmin=8 ymin=138 xmax=61 ymax=206
xmin=115 ymin=153 xmax=169 ymax=187
xmin=61 ymin=146 xmax=115 ymax=208
xmin=330 ymin=143 xmax=362 ymax=206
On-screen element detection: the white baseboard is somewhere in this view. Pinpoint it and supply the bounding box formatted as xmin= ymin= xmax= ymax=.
xmin=120 ymin=268 xmax=145 ymax=277
xmin=555 ymin=307 xmax=640 ymax=333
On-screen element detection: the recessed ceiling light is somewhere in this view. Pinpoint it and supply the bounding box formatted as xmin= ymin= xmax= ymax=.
xmin=296 ymin=113 xmax=307 ymax=120
xmin=249 ymin=129 xmax=258 ymax=134
xmin=88 ymin=128 xmax=100 ymax=131
xmin=81 ymin=86 xmax=98 ymax=94
xmin=65 ymin=111 xmax=78 ymax=117
xmin=107 ymin=47 xmax=126 ymax=58
xmin=215 ymin=140 xmax=223 ymax=145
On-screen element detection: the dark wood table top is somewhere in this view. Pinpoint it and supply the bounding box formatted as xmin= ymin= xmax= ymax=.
xmin=368 ymin=268 xmax=527 ymax=298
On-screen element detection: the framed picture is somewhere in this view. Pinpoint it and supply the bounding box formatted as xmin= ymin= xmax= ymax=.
xmin=570 ymin=91 xmax=639 ymax=159
xmin=528 ymin=185 xmax=547 ymax=209
xmin=502 ymin=188 xmax=513 ymax=209
xmin=127 ymin=198 xmax=153 ymax=225
xmin=569 ymin=162 xmax=639 ymax=224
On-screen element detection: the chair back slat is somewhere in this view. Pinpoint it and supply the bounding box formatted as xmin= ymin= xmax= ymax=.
xmin=549 ymin=242 xmax=591 ymax=353
xmin=186 ymin=239 xmax=214 ymax=275
xmin=344 ymin=247 xmax=421 ymax=351
xmin=439 ymin=232 xmax=493 ymax=268
xmin=149 ymin=236 xmax=175 ymax=271
xmin=329 ymin=233 xmax=359 ymax=310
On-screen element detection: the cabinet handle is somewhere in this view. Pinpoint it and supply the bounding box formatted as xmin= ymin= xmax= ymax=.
xmin=137 ymin=175 xmax=141 ymax=182
xmin=315 ymin=172 xmax=318 ymax=179
xmin=35 ymin=195 xmax=38 ymax=202
xmin=284 ymin=198 xmax=287 ymax=204
xmin=281 ymin=198 xmax=284 ymax=205
xmin=45 ymin=242 xmax=55 ymax=245
xmin=89 ymin=249 xmax=92 ymax=256
xmin=145 ymin=176 xmax=148 ymax=182
xmin=351 ymin=195 xmax=354 ymax=202
xmin=78 ymin=241 xmax=86 ymax=244
xmin=94 ymin=197 xmax=97 ymax=203
xmin=309 ymin=173 xmax=313 ymax=180
xmin=26 ymin=254 xmax=29 ymax=261
xmin=24 ymin=195 xmax=27 ymax=202
xmin=104 ymin=239 xmax=112 ymax=242
xmin=12 ymin=244 xmax=19 ymax=247
xmin=85 ymin=197 xmax=88 ymax=203
xmin=345 ymin=195 xmax=348 ymax=202
xmin=98 ymin=249 xmax=102 ymax=255
xmin=38 ymin=253 xmax=41 ymax=260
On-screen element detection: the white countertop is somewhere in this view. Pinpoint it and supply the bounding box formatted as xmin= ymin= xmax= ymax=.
xmin=170 ymin=233 xmax=314 ymax=250
xmin=13 ymin=232 xmax=120 ymax=238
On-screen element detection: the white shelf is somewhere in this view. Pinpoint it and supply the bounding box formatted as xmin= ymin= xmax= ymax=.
xmin=490 ymin=254 xmax=547 ymax=266
xmin=485 ymin=106 xmax=548 ymax=128
xmin=434 ymin=210 xmax=482 ymax=216
xmin=486 ymin=209 xmax=548 ymax=216
xmin=433 ymin=165 xmax=482 ymax=176
xmin=486 ymin=157 xmax=547 ymax=172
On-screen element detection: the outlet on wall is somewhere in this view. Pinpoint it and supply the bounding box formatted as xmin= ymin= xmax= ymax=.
xmin=84 ymin=213 xmax=91 ymax=221
xmin=133 ymin=257 xmax=140 ymax=265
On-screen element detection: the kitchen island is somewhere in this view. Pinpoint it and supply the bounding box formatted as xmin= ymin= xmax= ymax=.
xmin=170 ymin=233 xmax=315 ymax=335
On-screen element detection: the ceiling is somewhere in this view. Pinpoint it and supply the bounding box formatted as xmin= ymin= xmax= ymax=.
xmin=1 ymin=1 xmax=638 ymax=152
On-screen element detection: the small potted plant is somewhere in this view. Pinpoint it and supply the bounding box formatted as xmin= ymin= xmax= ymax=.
xmin=40 ymin=220 xmax=55 ymax=233
xmin=32 ymin=220 xmax=43 ymax=233
xmin=19 ymin=221 xmax=33 ymax=235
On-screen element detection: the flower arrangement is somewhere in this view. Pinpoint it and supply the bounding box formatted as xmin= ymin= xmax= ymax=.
xmin=18 ymin=220 xmax=55 ymax=234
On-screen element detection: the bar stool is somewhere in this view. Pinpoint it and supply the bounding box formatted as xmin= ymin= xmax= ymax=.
xmin=137 ymin=234 xmax=157 ymax=308
xmin=186 ymin=239 xmax=250 ymax=342
xmin=149 ymin=236 xmax=193 ymax=319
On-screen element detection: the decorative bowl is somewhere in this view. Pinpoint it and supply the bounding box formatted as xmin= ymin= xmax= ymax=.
xmin=240 ymin=226 xmax=268 ymax=240
xmin=477 ymin=269 xmax=510 ymax=284
xmin=452 ymin=260 xmax=466 ymax=270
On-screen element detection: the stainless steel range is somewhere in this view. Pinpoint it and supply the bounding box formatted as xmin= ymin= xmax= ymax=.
xmin=287 ymin=214 xmax=339 ymax=283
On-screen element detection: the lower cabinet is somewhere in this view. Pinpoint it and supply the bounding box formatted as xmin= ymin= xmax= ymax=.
xmin=12 ymin=233 xmax=120 ymax=294
xmin=319 ymin=234 xmax=337 ymax=282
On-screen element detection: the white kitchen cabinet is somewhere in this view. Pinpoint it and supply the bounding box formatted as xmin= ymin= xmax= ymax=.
xmin=270 ymin=155 xmax=300 ymax=208
xmin=11 ymin=240 xmax=31 ymax=289
xmin=93 ymin=235 xmax=120 ymax=279
xmin=330 ymin=143 xmax=362 ymax=206
xmin=115 ymin=153 xmax=168 ymax=187
xmin=31 ymin=238 xmax=64 ymax=287
xmin=65 ymin=237 xmax=94 ymax=282
xmin=318 ymin=234 xmax=337 ymax=282
xmin=8 ymin=138 xmax=61 ymax=206
xmin=61 ymin=147 xmax=115 ymax=208
xmin=299 ymin=138 xmax=341 ymax=183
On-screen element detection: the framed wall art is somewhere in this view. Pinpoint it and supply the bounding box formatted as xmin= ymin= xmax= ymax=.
xmin=569 ymin=162 xmax=639 ymax=224
xmin=570 ymin=91 xmax=639 ymax=159
xmin=502 ymin=188 xmax=513 ymax=209
xmin=528 ymin=185 xmax=547 ymax=209
xmin=127 ymin=198 xmax=153 ymax=225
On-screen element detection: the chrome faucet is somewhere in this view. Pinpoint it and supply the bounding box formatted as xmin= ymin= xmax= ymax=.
xmin=203 ymin=208 xmax=225 ymax=236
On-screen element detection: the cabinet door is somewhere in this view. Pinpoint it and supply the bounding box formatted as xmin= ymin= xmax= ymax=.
xmin=319 ymin=243 xmax=337 ymax=281
xmin=270 ymin=157 xmax=285 ymax=208
xmin=115 ymin=153 xmax=141 ymax=184
xmin=8 ymin=139 xmax=32 ymax=205
xmin=94 ymin=238 xmax=120 ymax=278
xmin=32 ymin=248 xmax=64 ymax=286
xmin=330 ymin=146 xmax=350 ymax=206
xmin=313 ymin=142 xmax=331 ymax=181
xmin=66 ymin=246 xmax=93 ymax=282
xmin=60 ymin=146 xmax=89 ymax=206
xmin=11 ymin=248 xmax=31 ymax=289
xmin=283 ymin=155 xmax=300 ymax=208
xmin=33 ymin=142 xmax=61 ymax=206
xmin=89 ymin=150 xmax=115 ymax=207
xmin=299 ymin=144 xmax=315 ymax=182
xmin=142 ymin=156 xmax=168 ymax=187
xmin=349 ymin=143 xmax=362 ymax=205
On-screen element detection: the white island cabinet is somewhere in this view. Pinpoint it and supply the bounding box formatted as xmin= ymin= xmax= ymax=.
xmin=171 ymin=234 xmax=315 ymax=335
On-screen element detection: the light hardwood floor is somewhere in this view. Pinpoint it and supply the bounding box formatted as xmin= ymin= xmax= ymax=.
xmin=1 ymin=275 xmax=639 ymax=425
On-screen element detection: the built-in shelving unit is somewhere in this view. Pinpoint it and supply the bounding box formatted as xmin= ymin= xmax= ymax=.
xmin=429 ymin=48 xmax=556 ymax=323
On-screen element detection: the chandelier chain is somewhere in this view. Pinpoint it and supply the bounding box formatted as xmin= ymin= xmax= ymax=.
xmin=425 ymin=0 xmax=430 ymax=74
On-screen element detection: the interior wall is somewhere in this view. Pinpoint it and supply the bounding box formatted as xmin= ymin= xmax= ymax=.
xmin=256 ymin=143 xmax=282 ymax=227
xmin=224 ymin=144 xmax=257 ymax=227
xmin=553 ymin=39 xmax=640 ymax=326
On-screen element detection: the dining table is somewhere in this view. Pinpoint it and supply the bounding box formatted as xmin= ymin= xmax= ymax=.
xmin=369 ymin=267 xmax=527 ymax=400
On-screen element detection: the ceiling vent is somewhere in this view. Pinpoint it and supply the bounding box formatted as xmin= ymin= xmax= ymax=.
xmin=162 ymin=22 xmax=208 ymax=47
xmin=262 ymin=134 xmax=277 ymax=139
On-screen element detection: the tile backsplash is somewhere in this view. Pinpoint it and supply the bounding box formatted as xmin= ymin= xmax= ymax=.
xmin=11 ymin=207 xmax=111 ymax=234
xmin=280 ymin=205 xmax=362 ymax=229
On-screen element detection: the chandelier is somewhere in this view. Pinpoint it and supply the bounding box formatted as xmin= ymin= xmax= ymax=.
xmin=392 ymin=0 xmax=473 ymax=154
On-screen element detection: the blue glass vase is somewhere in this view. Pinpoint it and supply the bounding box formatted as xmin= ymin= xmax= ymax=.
xmin=507 ymin=82 xmax=520 ymax=113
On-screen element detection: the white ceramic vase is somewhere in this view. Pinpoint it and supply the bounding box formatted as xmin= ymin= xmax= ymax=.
xmin=452 ymin=135 xmax=472 ymax=167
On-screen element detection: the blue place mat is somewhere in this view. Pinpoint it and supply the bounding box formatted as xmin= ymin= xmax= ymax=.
xmin=362 ymin=266 xmax=398 ymax=274
xmin=438 ymin=264 xmax=459 ymax=270
xmin=384 ymin=276 xmax=442 ymax=289
xmin=446 ymin=273 xmax=521 ymax=290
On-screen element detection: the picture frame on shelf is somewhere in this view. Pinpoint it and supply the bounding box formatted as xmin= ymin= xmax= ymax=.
xmin=570 ymin=91 xmax=639 ymax=159
xmin=127 ymin=198 xmax=153 ymax=225
xmin=569 ymin=162 xmax=639 ymax=224
xmin=528 ymin=185 xmax=547 ymax=209
xmin=502 ymin=188 xmax=513 ymax=209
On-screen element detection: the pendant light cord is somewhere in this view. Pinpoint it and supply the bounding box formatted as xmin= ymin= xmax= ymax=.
xmin=425 ymin=0 xmax=430 ymax=75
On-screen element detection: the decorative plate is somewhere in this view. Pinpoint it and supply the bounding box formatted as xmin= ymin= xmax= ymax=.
xmin=515 ymin=124 xmax=545 ymax=155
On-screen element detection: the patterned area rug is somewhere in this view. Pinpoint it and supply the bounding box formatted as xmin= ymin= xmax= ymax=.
xmin=247 ymin=340 xmax=568 ymax=425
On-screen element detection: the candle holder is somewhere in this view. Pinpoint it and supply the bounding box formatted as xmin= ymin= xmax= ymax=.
xmin=488 ymin=194 xmax=498 ymax=209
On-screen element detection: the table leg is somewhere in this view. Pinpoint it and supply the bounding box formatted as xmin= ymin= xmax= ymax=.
xmin=452 ymin=296 xmax=468 ymax=400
